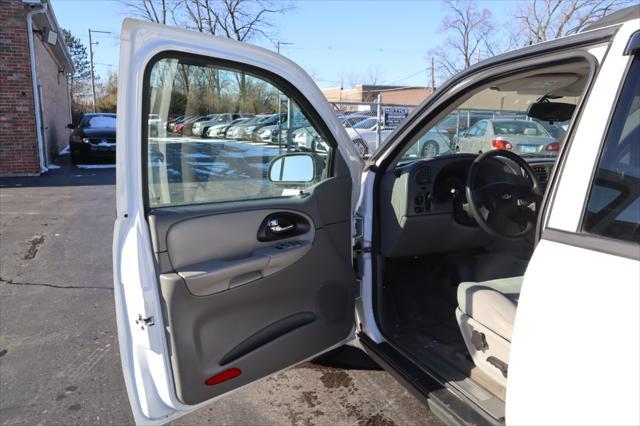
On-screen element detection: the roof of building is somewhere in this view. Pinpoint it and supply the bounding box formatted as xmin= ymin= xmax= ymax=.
xmin=23 ymin=0 xmax=75 ymax=73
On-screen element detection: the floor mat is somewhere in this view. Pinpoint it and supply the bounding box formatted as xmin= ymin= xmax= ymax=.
xmin=382 ymin=256 xmax=507 ymax=402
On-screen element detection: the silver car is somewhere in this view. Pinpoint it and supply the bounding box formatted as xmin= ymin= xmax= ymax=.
xmin=456 ymin=119 xmax=558 ymax=154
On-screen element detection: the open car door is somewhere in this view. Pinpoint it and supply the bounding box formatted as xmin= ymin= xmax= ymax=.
xmin=113 ymin=19 xmax=363 ymax=424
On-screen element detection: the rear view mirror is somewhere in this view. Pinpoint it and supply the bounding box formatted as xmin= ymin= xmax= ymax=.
xmin=66 ymin=123 xmax=75 ymax=129
xmin=268 ymin=153 xmax=315 ymax=183
xmin=527 ymin=102 xmax=575 ymax=122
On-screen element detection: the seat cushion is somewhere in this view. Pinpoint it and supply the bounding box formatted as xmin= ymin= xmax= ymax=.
xmin=457 ymin=276 xmax=523 ymax=341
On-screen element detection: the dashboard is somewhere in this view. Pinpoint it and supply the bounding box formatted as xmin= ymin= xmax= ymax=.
xmin=379 ymin=154 xmax=555 ymax=257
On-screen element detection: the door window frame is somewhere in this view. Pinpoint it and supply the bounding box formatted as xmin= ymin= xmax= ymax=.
xmin=568 ymin=52 xmax=639 ymax=255
xmin=141 ymin=50 xmax=341 ymax=212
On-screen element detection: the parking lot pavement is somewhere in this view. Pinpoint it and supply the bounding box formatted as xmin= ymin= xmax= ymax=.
xmin=0 ymin=155 xmax=441 ymax=426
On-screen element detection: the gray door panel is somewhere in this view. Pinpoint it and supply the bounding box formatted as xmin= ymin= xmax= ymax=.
xmin=147 ymin=176 xmax=356 ymax=405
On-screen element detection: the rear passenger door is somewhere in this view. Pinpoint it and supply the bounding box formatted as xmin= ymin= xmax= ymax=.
xmin=113 ymin=19 xmax=363 ymax=424
xmin=508 ymin=22 xmax=640 ymax=425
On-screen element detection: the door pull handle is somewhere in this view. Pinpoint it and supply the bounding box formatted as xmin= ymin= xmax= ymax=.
xmin=268 ymin=219 xmax=294 ymax=234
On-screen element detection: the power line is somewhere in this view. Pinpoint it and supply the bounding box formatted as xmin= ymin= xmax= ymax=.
xmin=287 ymin=45 xmax=427 ymax=55
xmin=387 ymin=69 xmax=427 ymax=85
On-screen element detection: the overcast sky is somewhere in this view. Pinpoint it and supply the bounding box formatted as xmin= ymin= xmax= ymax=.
xmin=51 ymin=0 xmax=512 ymax=88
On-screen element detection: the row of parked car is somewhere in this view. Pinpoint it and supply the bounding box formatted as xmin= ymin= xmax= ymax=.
xmin=149 ymin=107 xmax=566 ymax=159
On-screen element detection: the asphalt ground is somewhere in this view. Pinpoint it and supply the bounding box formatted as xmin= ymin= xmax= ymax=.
xmin=0 ymin=153 xmax=441 ymax=425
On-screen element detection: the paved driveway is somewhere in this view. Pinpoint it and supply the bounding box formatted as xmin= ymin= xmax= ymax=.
xmin=0 ymin=156 xmax=440 ymax=425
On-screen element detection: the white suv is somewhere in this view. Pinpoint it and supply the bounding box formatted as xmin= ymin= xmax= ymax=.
xmin=113 ymin=8 xmax=639 ymax=425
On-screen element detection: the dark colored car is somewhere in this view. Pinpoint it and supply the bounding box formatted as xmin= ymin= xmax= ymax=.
xmin=68 ymin=113 xmax=117 ymax=164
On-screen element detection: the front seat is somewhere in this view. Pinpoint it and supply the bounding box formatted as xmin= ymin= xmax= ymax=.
xmin=455 ymin=276 xmax=523 ymax=388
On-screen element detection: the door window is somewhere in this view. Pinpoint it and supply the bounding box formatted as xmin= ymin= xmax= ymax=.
xmin=476 ymin=120 xmax=488 ymax=136
xmin=466 ymin=123 xmax=481 ymax=137
xmin=583 ymin=57 xmax=640 ymax=243
xmin=145 ymin=55 xmax=331 ymax=208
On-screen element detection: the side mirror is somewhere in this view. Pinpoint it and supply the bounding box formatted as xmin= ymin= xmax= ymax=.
xmin=66 ymin=123 xmax=75 ymax=129
xmin=268 ymin=153 xmax=315 ymax=183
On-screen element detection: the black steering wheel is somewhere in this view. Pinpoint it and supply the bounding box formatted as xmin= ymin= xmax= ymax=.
xmin=465 ymin=150 xmax=543 ymax=239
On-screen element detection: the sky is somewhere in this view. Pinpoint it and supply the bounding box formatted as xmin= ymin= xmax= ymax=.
xmin=50 ymin=0 xmax=513 ymax=88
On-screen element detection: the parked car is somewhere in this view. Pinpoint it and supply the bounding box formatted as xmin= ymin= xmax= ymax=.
xmin=455 ymin=119 xmax=558 ymax=154
xmin=225 ymin=114 xmax=271 ymax=140
xmin=193 ymin=113 xmax=254 ymax=137
xmin=237 ymin=114 xmax=283 ymax=141
xmin=257 ymin=114 xmax=309 ymax=145
xmin=166 ymin=115 xmax=184 ymax=132
xmin=405 ymin=128 xmax=453 ymax=157
xmin=205 ymin=117 xmax=251 ymax=138
xmin=534 ymin=118 xmax=568 ymax=141
xmin=68 ymin=113 xmax=116 ymax=164
xmin=181 ymin=114 xmax=218 ymax=136
xmin=114 ymin=11 xmax=640 ymax=426
xmin=344 ymin=116 xmax=392 ymax=156
xmin=342 ymin=111 xmax=375 ymax=128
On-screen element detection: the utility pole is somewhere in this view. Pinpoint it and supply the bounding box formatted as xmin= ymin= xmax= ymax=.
xmin=431 ymin=57 xmax=436 ymax=90
xmin=88 ymin=29 xmax=110 ymax=112
xmin=276 ymin=41 xmax=293 ymax=54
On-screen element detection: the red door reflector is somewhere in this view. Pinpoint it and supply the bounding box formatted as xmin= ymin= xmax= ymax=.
xmin=204 ymin=368 xmax=241 ymax=386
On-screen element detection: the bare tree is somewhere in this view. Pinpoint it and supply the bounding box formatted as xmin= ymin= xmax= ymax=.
xmin=120 ymin=0 xmax=177 ymax=24
xmin=510 ymin=0 xmax=632 ymax=45
xmin=121 ymin=0 xmax=289 ymax=41
xmin=429 ymin=0 xmax=496 ymax=80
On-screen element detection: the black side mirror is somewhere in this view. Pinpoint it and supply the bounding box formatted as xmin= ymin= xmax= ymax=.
xmin=66 ymin=123 xmax=75 ymax=129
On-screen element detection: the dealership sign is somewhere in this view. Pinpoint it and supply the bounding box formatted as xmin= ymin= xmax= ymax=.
xmin=383 ymin=107 xmax=410 ymax=129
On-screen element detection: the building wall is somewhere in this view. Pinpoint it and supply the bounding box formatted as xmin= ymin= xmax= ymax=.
xmin=380 ymin=88 xmax=433 ymax=105
xmin=322 ymin=86 xmax=364 ymax=103
xmin=322 ymin=85 xmax=434 ymax=105
xmin=34 ymin=33 xmax=71 ymax=163
xmin=0 ymin=0 xmax=40 ymax=176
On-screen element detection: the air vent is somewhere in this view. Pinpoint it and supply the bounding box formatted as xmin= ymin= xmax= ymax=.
xmin=414 ymin=167 xmax=431 ymax=185
xmin=532 ymin=166 xmax=549 ymax=185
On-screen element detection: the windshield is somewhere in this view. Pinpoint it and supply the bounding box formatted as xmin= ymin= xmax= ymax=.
xmin=82 ymin=115 xmax=116 ymax=128
xmin=400 ymin=72 xmax=584 ymax=163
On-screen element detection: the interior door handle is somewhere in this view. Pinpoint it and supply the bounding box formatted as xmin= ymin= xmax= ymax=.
xmin=258 ymin=212 xmax=311 ymax=242
xmin=268 ymin=218 xmax=294 ymax=234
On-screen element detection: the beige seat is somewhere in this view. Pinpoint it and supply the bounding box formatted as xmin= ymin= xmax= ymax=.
xmin=456 ymin=276 xmax=523 ymax=388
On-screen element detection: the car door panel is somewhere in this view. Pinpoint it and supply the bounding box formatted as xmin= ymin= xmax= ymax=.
xmin=147 ymin=175 xmax=355 ymax=406
xmin=114 ymin=18 xmax=364 ymax=423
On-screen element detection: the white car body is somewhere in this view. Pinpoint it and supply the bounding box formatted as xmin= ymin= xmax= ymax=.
xmin=344 ymin=117 xmax=393 ymax=155
xmin=114 ymin=15 xmax=639 ymax=426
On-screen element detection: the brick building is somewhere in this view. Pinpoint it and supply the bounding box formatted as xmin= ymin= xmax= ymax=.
xmin=1 ymin=0 xmax=73 ymax=176
xmin=322 ymin=85 xmax=433 ymax=105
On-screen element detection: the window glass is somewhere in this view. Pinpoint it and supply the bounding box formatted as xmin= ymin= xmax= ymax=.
xmin=476 ymin=120 xmax=488 ymax=136
xmin=352 ymin=117 xmax=377 ymax=129
xmin=145 ymin=57 xmax=331 ymax=208
xmin=493 ymin=120 xmax=548 ymax=136
xmin=583 ymin=57 xmax=640 ymax=243
xmin=467 ymin=123 xmax=480 ymax=137
xmin=401 ymin=77 xmax=580 ymax=161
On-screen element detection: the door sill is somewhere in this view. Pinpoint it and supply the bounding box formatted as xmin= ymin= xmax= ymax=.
xmin=358 ymin=333 xmax=502 ymax=426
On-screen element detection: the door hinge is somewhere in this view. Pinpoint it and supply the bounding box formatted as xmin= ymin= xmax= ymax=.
xmin=353 ymin=214 xmax=371 ymax=254
xmin=136 ymin=314 xmax=154 ymax=329
xmin=353 ymin=240 xmax=372 ymax=254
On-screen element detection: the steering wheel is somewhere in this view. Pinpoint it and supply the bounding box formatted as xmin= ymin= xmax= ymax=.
xmin=465 ymin=150 xmax=543 ymax=239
